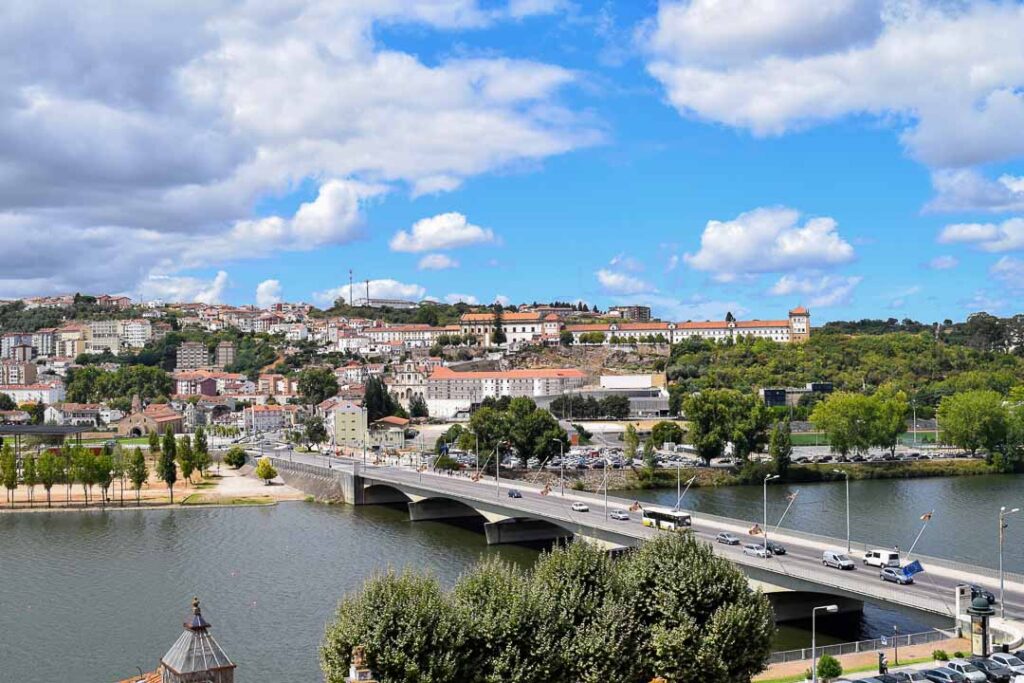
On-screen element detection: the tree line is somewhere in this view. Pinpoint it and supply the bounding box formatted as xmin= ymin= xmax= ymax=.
xmin=435 ymin=397 xmax=568 ymax=465
xmin=549 ymin=394 xmax=630 ymax=420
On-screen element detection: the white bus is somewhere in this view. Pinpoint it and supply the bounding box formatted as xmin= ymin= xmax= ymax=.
xmin=641 ymin=506 xmax=692 ymax=531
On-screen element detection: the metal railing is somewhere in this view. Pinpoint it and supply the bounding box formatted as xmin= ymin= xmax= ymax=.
xmin=768 ymin=628 xmax=953 ymax=664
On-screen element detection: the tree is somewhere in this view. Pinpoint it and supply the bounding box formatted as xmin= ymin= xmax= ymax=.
xmin=600 ymin=395 xmax=630 ymax=419
xmin=73 ymin=446 xmax=96 ymax=505
xmin=409 ymin=394 xmax=429 ymax=419
xmin=683 ymin=389 xmax=742 ymax=465
xmin=650 ymin=421 xmax=684 ymax=448
xmin=111 ymin=445 xmax=127 ymax=506
xmin=0 ymin=392 xmax=15 ymax=411
xmin=38 ymin=451 xmax=59 ymax=508
xmin=95 ymin=454 xmax=114 ymax=507
xmin=127 ymin=446 xmax=149 ymax=506
xmin=817 ymin=654 xmax=843 ymax=682
xmin=177 ymin=434 xmax=195 ymax=483
xmin=223 ymin=445 xmax=247 ymax=468
xmin=321 ymin=530 xmax=773 ymax=683
xmin=193 ymin=427 xmax=211 ymax=477
xmin=159 ymin=427 xmax=178 ymax=503
xmin=937 ymin=390 xmax=1008 ymax=457
xmin=731 ymin=395 xmax=772 ymax=460
xmin=148 ymin=429 xmax=160 ymax=455
xmin=1 ymin=443 xmax=17 ymax=506
xmin=255 ymin=456 xmax=278 ymax=485
xmin=304 ymin=415 xmax=329 ymax=451
xmin=364 ymin=377 xmax=400 ymax=422
xmin=810 ymin=392 xmax=878 ymax=458
xmin=873 ymin=384 xmax=910 ymax=456
xmin=642 ymin=439 xmax=656 ymax=470
xmin=492 ymin=306 xmax=507 ymax=345
xmin=769 ymin=420 xmax=793 ymax=477
xmin=22 ymin=453 xmax=37 ymax=507
xmin=298 ymin=367 xmax=340 ymax=405
xmin=559 ymin=329 xmax=574 ymax=346
xmin=624 ymin=424 xmax=639 ymax=460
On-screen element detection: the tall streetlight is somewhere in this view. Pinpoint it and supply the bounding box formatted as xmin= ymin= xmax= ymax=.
xmin=833 ymin=469 xmax=851 ymax=553
xmin=763 ymin=473 xmax=779 ymax=557
xmin=551 ymin=438 xmax=565 ymax=496
xmin=1000 ymin=506 xmax=1020 ymax=619
xmin=811 ymin=604 xmax=839 ymax=683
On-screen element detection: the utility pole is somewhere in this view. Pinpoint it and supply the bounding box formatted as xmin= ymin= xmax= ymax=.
xmin=365 ymin=279 xmax=370 ymax=307
xmin=348 ymin=269 xmax=353 ymax=306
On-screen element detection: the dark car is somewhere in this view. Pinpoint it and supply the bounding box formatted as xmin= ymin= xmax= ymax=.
xmin=890 ymin=672 xmax=930 ymax=682
xmin=923 ymin=669 xmax=967 ymax=683
xmin=765 ymin=541 xmax=787 ymax=555
xmin=968 ymin=584 xmax=996 ymax=604
xmin=968 ymin=658 xmax=1012 ymax=683
xmin=507 ymin=489 xmax=522 ymax=498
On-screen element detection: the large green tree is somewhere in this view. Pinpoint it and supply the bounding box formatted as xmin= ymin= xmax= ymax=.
xmin=38 ymin=451 xmax=60 ymax=508
xmin=298 ymin=367 xmax=340 ymax=405
xmin=127 ymin=446 xmax=149 ymax=506
xmin=810 ymin=392 xmax=878 ymax=458
xmin=682 ymin=389 xmax=743 ymax=465
xmin=872 ymin=384 xmax=910 ymax=455
xmin=1 ymin=443 xmax=17 ymax=506
xmin=159 ymin=427 xmax=178 ymax=503
xmin=650 ymin=421 xmax=684 ymax=448
xmin=769 ymin=420 xmax=793 ymax=477
xmin=937 ymin=390 xmax=1008 ymax=456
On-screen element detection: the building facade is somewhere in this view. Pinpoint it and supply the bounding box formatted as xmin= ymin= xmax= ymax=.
xmin=426 ymin=367 xmax=587 ymax=418
xmin=176 ymin=341 xmax=209 ymax=370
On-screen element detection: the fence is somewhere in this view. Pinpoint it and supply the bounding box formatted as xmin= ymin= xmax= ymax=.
xmin=768 ymin=628 xmax=953 ymax=664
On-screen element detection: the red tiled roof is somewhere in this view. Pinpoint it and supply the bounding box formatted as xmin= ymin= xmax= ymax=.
xmin=789 ymin=306 xmax=809 ymax=315
xmin=429 ymin=367 xmax=585 ymax=380
xmin=373 ymin=415 xmax=410 ymax=427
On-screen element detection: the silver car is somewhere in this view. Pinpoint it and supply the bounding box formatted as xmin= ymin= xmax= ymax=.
xmin=742 ymin=543 xmax=771 ymax=558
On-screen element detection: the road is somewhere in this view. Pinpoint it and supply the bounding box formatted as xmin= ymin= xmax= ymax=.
xmin=278 ymin=449 xmax=1024 ymax=623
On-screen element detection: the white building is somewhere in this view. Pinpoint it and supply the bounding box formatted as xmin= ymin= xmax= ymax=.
xmin=426 ymin=367 xmax=587 ymax=418
xmin=243 ymin=404 xmax=300 ymax=432
xmin=459 ymin=311 xmax=545 ymax=347
xmin=118 ymin=319 xmax=153 ymax=349
xmin=0 ymin=382 xmax=66 ymax=404
xmin=566 ymin=307 xmax=811 ymax=345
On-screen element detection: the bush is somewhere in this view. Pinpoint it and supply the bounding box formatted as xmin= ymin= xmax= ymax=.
xmin=571 ymin=479 xmax=586 ymax=491
xmin=954 ymin=651 xmax=966 ymax=659
xmin=933 ymin=649 xmax=949 ymax=661
xmin=817 ymin=653 xmax=843 ymax=681
xmin=223 ymin=446 xmax=247 ymax=469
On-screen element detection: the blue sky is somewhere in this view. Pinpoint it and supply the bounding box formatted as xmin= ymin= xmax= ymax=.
xmin=3 ymin=1 xmax=1024 ymax=322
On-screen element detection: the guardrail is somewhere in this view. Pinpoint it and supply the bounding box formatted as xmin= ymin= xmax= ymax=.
xmin=768 ymin=628 xmax=953 ymax=664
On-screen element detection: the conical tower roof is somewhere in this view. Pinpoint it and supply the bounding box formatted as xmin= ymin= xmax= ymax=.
xmin=160 ymin=597 xmax=235 ymax=678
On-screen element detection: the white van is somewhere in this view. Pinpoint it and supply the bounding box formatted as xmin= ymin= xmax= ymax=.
xmin=863 ymin=549 xmax=900 ymax=568
xmin=822 ymin=550 xmax=855 ymax=570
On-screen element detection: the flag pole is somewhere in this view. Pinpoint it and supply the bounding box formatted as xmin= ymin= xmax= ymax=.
xmin=772 ymin=490 xmax=800 ymax=534
xmin=906 ymin=511 xmax=933 ymax=558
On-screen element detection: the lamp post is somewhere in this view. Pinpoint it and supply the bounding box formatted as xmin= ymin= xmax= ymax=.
xmin=833 ymin=469 xmax=851 ymax=553
xmin=1000 ymin=506 xmax=1020 ymax=619
xmin=763 ymin=474 xmax=779 ymax=557
xmin=551 ymin=438 xmax=565 ymax=496
xmin=811 ymin=604 xmax=839 ymax=683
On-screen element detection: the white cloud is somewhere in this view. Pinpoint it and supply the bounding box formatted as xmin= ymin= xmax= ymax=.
xmin=938 ymin=218 xmax=1024 ymax=252
xmin=313 ymin=278 xmax=426 ymax=306
xmin=927 ymin=169 xmax=1024 ymax=213
xmin=390 ymin=212 xmax=497 ymax=252
xmin=990 ymin=256 xmax=1024 ymax=290
xmin=644 ymin=1 xmax=1024 ymax=167
xmin=665 ymin=254 xmax=680 ymax=272
xmin=0 ymin=1 xmax=597 ymax=296
xmin=684 ymin=207 xmax=855 ymax=280
xmin=138 ymin=271 xmax=229 ymax=304
xmin=926 ymin=255 xmax=959 ymax=270
xmin=255 ymin=279 xmax=283 ymax=308
xmin=444 ymin=293 xmax=479 ymax=304
xmin=609 ymin=253 xmax=645 ymax=272
xmin=418 ymin=254 xmax=460 ymax=270
xmin=769 ymin=274 xmax=862 ymax=307
xmin=595 ymin=269 xmax=655 ymax=295
xmin=494 ymin=294 xmax=512 ymax=306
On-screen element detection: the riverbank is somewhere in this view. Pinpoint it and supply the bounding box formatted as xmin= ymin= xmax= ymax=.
xmin=505 ymin=458 xmax=1001 ymax=492
xmin=0 ymin=465 xmax=304 ymax=513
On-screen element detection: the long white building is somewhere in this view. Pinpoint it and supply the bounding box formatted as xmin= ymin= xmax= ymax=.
xmin=567 ymin=307 xmax=810 ymax=345
xmin=425 ymin=366 xmax=587 ymax=418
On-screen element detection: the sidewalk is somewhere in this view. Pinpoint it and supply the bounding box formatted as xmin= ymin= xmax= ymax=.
xmin=754 ymin=637 xmax=970 ymax=681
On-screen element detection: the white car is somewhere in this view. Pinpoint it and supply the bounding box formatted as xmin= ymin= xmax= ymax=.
xmin=945 ymin=659 xmax=988 ymax=683
xmin=990 ymin=653 xmax=1024 ymax=675
xmin=571 ymin=502 xmax=590 ymax=512
xmin=742 ymin=543 xmax=771 ymax=558
xmin=609 ymin=510 xmax=629 ymax=521
xmin=716 ymin=532 xmax=740 ymax=545
xmin=864 ymin=549 xmax=901 ymax=568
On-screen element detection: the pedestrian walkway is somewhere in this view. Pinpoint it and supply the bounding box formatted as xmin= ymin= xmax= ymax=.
xmin=754 ymin=637 xmax=970 ymax=682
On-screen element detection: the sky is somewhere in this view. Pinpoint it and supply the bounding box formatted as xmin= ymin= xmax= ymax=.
xmin=2 ymin=0 xmax=1024 ymax=323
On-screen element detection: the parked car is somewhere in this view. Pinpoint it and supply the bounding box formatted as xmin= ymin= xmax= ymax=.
xmin=716 ymin=532 xmax=740 ymax=545
xmin=765 ymin=540 xmax=787 ymax=555
xmin=507 ymin=489 xmax=522 ymax=498
xmin=890 ymin=673 xmax=930 ymax=682
xmin=823 ymin=549 xmax=856 ymax=570
xmin=571 ymin=501 xmax=589 ymax=512
xmin=864 ymin=549 xmax=902 ymax=568
xmin=922 ymin=668 xmax=967 ymax=683
xmin=609 ymin=510 xmax=630 ymax=521
xmin=742 ymin=543 xmax=771 ymax=558
xmin=880 ymin=567 xmax=914 ymax=585
xmin=968 ymin=658 xmax=1012 ymax=682
xmin=945 ymin=660 xmax=989 ymax=683
xmin=989 ymin=653 xmax=1024 ymax=675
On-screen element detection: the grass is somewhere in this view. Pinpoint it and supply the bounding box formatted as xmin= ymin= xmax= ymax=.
xmin=790 ymin=431 xmax=939 ymax=446
xmin=756 ymin=655 xmax=933 ymax=683
xmin=180 ymin=494 xmax=275 ymax=506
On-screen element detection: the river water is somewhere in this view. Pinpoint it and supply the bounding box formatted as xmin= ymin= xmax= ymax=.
xmin=1 ymin=474 xmax=1021 ymax=682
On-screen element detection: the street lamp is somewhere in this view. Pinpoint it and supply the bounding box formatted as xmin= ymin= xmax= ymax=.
xmin=833 ymin=469 xmax=851 ymax=553
xmin=811 ymin=604 xmax=839 ymax=683
xmin=763 ymin=474 xmax=779 ymax=557
xmin=1000 ymin=506 xmax=1020 ymax=619
xmin=551 ymin=438 xmax=565 ymax=496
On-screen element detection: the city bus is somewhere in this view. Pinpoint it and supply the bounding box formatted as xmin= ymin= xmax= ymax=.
xmin=641 ymin=506 xmax=692 ymax=531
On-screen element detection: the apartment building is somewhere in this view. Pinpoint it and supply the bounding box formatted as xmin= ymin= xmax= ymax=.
xmin=363 ymin=323 xmax=458 ymax=347
xmin=118 ymin=319 xmax=152 ymax=349
xmin=1 ymin=332 xmax=33 ymax=358
xmin=0 ymin=382 xmax=66 ymax=404
xmin=0 ymin=361 xmax=37 ymax=385
xmin=88 ymin=319 xmax=120 ymax=354
xmin=176 ymin=341 xmax=209 ymax=370
xmin=426 ymin=366 xmax=587 ymax=418
xmin=320 ymin=398 xmax=367 ymax=447
xmin=55 ymin=325 xmax=90 ymax=358
xmin=243 ymin=404 xmax=300 ymax=432
xmin=214 ymin=341 xmax=236 ymax=369
xmin=32 ymin=328 xmax=57 ymax=357
xmin=609 ymin=305 xmax=652 ymax=322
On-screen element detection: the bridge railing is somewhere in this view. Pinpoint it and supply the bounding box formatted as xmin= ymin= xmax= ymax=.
xmin=688 ymin=508 xmax=1024 ymax=585
xmin=246 ymin=453 xmax=354 ymax=477
xmin=768 ymin=628 xmax=953 ymax=664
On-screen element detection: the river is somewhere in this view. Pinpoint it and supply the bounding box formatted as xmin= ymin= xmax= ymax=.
xmin=1 ymin=474 xmax=1020 ymax=681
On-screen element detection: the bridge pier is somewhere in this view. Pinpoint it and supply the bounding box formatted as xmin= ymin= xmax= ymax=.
xmin=484 ymin=519 xmax=573 ymax=546
xmin=767 ymin=592 xmax=864 ymax=622
xmin=408 ymin=499 xmax=482 ymax=522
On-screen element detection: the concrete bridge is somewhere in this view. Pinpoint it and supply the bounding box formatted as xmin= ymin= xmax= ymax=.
xmin=259 ymin=453 xmax=1024 ymax=628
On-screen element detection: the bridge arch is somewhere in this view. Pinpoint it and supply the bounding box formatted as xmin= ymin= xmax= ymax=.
xmin=483 ymin=516 xmax=575 ymax=546
xmin=361 ymin=483 xmax=412 ymax=505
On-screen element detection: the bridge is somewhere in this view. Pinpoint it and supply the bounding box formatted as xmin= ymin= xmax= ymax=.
xmin=257 ymin=451 xmax=1024 ymax=636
